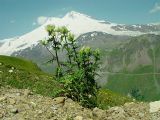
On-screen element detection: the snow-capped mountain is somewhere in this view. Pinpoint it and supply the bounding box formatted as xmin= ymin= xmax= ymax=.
xmin=0 ymin=11 xmax=160 ymax=55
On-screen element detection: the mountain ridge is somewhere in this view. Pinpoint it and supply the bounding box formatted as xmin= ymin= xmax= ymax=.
xmin=0 ymin=11 xmax=160 ymax=55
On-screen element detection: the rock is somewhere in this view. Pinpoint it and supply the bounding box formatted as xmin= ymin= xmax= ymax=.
xmin=0 ymin=96 xmax=6 ymax=102
xmin=106 ymin=106 xmax=125 ymax=120
xmin=92 ymin=107 xmax=106 ymax=118
xmin=150 ymin=101 xmax=160 ymax=113
xmin=30 ymin=102 xmax=36 ymax=108
xmin=16 ymin=104 xmax=31 ymax=112
xmin=138 ymin=112 xmax=144 ymax=118
xmin=65 ymin=98 xmax=74 ymax=103
xmin=16 ymin=93 xmax=21 ymax=96
xmin=46 ymin=112 xmax=54 ymax=119
xmin=124 ymin=102 xmax=135 ymax=107
xmin=24 ymin=89 xmax=31 ymax=96
xmin=51 ymin=105 xmax=59 ymax=111
xmin=0 ymin=114 xmax=3 ymax=118
xmin=0 ymin=109 xmax=6 ymax=119
xmin=10 ymin=108 xmax=18 ymax=114
xmin=8 ymin=98 xmax=16 ymax=105
xmin=0 ymin=112 xmax=4 ymax=118
xmin=7 ymin=105 xmax=14 ymax=109
xmin=74 ymin=116 xmax=83 ymax=120
xmin=53 ymin=97 xmax=65 ymax=105
xmin=127 ymin=117 xmax=137 ymax=120
xmin=38 ymin=110 xmax=43 ymax=114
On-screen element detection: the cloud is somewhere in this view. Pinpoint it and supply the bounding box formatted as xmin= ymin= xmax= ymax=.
xmin=150 ymin=22 xmax=160 ymax=25
xmin=150 ymin=3 xmax=160 ymax=13
xmin=57 ymin=14 xmax=63 ymax=17
xmin=61 ymin=7 xmax=73 ymax=12
xmin=37 ymin=16 xmax=48 ymax=25
xmin=32 ymin=22 xmax=36 ymax=26
xmin=10 ymin=20 xmax=15 ymax=24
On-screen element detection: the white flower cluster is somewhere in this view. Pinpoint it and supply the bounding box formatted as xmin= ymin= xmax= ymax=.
xmin=8 ymin=67 xmax=15 ymax=73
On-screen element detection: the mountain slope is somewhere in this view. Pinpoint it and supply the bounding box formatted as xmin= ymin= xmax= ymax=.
xmin=0 ymin=55 xmax=61 ymax=97
xmin=11 ymin=32 xmax=130 ymax=73
xmin=102 ymin=34 xmax=160 ymax=101
xmin=105 ymin=34 xmax=160 ymax=72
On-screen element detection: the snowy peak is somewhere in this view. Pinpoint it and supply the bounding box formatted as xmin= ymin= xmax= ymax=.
xmin=44 ymin=11 xmax=122 ymax=36
xmin=0 ymin=11 xmax=160 ymax=55
xmin=64 ymin=11 xmax=91 ymax=19
xmin=63 ymin=11 xmax=91 ymax=19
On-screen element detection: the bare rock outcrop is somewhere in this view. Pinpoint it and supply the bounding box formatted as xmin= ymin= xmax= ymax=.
xmin=0 ymin=87 xmax=160 ymax=120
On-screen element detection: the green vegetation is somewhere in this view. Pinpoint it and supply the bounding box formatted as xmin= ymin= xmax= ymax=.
xmin=105 ymin=65 xmax=160 ymax=101
xmin=101 ymin=35 xmax=160 ymax=102
xmin=97 ymin=89 xmax=132 ymax=109
xmin=0 ymin=55 xmax=42 ymax=73
xmin=0 ymin=55 xmax=131 ymax=109
xmin=0 ymin=55 xmax=61 ymax=97
xmin=130 ymin=88 xmax=144 ymax=101
xmin=42 ymin=25 xmax=101 ymax=108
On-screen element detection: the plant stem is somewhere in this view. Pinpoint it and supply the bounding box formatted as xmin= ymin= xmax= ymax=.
xmin=72 ymin=43 xmax=80 ymax=68
xmin=53 ymin=37 xmax=60 ymax=67
xmin=64 ymin=36 xmax=72 ymax=64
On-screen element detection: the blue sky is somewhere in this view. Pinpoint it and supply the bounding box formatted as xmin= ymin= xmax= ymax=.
xmin=0 ymin=0 xmax=160 ymax=39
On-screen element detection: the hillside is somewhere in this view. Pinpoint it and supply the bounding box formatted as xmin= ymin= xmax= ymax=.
xmin=0 ymin=55 xmax=132 ymax=110
xmin=0 ymin=55 xmax=61 ymax=97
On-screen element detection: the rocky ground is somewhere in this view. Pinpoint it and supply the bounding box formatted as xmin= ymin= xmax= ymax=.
xmin=0 ymin=87 xmax=160 ymax=120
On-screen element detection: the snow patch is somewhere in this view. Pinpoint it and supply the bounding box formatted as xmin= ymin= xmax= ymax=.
xmin=91 ymin=33 xmax=97 ymax=37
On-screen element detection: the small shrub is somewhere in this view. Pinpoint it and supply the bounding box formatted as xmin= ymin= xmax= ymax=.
xmin=41 ymin=25 xmax=101 ymax=108
xmin=130 ymin=88 xmax=144 ymax=101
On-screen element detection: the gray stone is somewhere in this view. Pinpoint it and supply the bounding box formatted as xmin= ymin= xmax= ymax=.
xmin=53 ymin=97 xmax=65 ymax=105
xmin=30 ymin=102 xmax=36 ymax=108
xmin=0 ymin=96 xmax=6 ymax=102
xmin=8 ymin=98 xmax=16 ymax=105
xmin=0 ymin=113 xmax=3 ymax=118
xmin=138 ymin=113 xmax=144 ymax=118
xmin=74 ymin=116 xmax=83 ymax=120
xmin=10 ymin=108 xmax=18 ymax=114
xmin=92 ymin=107 xmax=106 ymax=118
xmin=24 ymin=89 xmax=31 ymax=96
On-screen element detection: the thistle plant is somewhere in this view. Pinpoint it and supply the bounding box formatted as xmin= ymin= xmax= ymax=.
xmin=68 ymin=33 xmax=80 ymax=68
xmin=41 ymin=25 xmax=62 ymax=78
xmin=58 ymin=26 xmax=72 ymax=64
xmin=41 ymin=25 xmax=101 ymax=108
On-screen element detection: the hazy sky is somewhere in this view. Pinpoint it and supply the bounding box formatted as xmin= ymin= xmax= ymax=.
xmin=0 ymin=0 xmax=160 ymax=39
